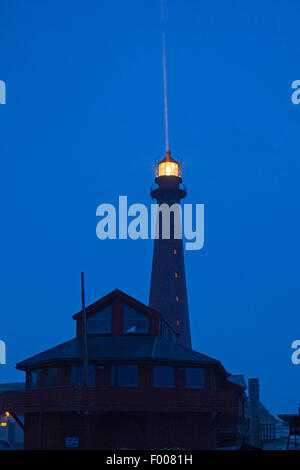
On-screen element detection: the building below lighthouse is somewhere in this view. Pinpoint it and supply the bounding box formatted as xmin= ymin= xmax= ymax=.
xmin=0 ymin=153 xmax=247 ymax=450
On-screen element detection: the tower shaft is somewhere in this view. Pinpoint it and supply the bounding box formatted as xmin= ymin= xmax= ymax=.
xmin=149 ymin=159 xmax=192 ymax=348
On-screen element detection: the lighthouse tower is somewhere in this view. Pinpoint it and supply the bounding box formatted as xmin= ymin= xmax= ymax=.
xmin=149 ymin=150 xmax=192 ymax=348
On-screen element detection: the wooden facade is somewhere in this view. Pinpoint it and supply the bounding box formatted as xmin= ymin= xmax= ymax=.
xmin=0 ymin=290 xmax=246 ymax=449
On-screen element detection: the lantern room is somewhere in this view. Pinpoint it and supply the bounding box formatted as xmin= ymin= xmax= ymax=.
xmin=156 ymin=150 xmax=181 ymax=178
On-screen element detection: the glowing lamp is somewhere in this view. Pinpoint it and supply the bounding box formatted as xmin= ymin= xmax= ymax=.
xmin=157 ymin=150 xmax=180 ymax=177
xmin=158 ymin=160 xmax=178 ymax=177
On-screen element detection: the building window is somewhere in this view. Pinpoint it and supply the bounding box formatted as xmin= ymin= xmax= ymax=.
xmin=44 ymin=367 xmax=58 ymax=388
xmin=28 ymin=369 xmax=41 ymax=390
xmin=111 ymin=365 xmax=138 ymax=387
xmin=123 ymin=305 xmax=149 ymax=333
xmin=185 ymin=368 xmax=205 ymax=389
xmin=70 ymin=365 xmax=95 ymax=387
xmin=173 ymin=249 xmax=177 ymax=255
xmin=176 ymin=319 xmax=180 ymax=326
xmin=174 ymin=272 xmax=178 ymax=278
xmin=87 ymin=306 xmax=112 ymax=334
xmin=175 ymin=296 xmax=179 ymax=302
xmin=153 ymin=366 xmax=174 ymax=388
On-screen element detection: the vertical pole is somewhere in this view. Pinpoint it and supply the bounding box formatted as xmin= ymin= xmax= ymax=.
xmin=248 ymin=378 xmax=261 ymax=448
xmin=81 ymin=272 xmax=88 ymax=387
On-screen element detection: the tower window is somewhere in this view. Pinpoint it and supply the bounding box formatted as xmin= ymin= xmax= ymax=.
xmin=173 ymin=249 xmax=177 ymax=255
xmin=175 ymin=296 xmax=179 ymax=302
xmin=174 ymin=272 xmax=178 ymax=278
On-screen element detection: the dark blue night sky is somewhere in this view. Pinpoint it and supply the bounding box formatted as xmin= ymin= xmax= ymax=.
xmin=0 ymin=0 xmax=300 ymax=414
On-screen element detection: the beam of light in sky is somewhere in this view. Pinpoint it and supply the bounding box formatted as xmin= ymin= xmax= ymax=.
xmin=161 ymin=0 xmax=169 ymax=152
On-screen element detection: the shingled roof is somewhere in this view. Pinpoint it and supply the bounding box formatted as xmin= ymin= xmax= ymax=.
xmin=16 ymin=335 xmax=221 ymax=370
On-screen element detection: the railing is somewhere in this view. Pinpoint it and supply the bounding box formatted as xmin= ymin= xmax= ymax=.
xmin=261 ymin=423 xmax=276 ymax=441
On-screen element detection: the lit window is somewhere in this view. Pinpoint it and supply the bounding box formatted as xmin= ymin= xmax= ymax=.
xmin=175 ymin=296 xmax=179 ymax=302
xmin=28 ymin=369 xmax=41 ymax=390
xmin=0 ymin=423 xmax=7 ymax=427
xmin=111 ymin=365 xmax=138 ymax=387
xmin=87 ymin=306 xmax=112 ymax=334
xmin=185 ymin=368 xmax=205 ymax=389
xmin=70 ymin=365 xmax=95 ymax=387
xmin=173 ymin=249 xmax=177 ymax=255
xmin=153 ymin=366 xmax=174 ymax=388
xmin=44 ymin=368 xmax=58 ymax=388
xmin=176 ymin=320 xmax=180 ymax=326
xmin=158 ymin=161 xmax=179 ymax=177
xmin=123 ymin=305 xmax=148 ymax=333
xmin=174 ymin=272 xmax=178 ymax=278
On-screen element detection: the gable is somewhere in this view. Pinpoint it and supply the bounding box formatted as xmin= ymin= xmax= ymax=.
xmin=73 ymin=289 xmax=162 ymax=321
xmin=74 ymin=289 xmax=174 ymax=338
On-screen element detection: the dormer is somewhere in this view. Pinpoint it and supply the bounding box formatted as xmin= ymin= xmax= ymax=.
xmin=73 ymin=289 xmax=177 ymax=341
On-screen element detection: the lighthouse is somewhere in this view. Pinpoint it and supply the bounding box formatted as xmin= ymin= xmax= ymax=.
xmin=149 ymin=149 xmax=192 ymax=348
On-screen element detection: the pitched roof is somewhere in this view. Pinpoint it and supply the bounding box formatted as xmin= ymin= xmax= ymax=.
xmin=73 ymin=289 xmax=163 ymax=321
xmin=16 ymin=335 xmax=220 ymax=370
